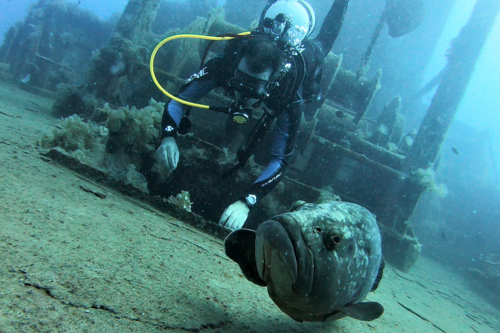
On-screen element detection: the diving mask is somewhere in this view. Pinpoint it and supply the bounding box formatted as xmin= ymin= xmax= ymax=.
xmin=229 ymin=64 xmax=272 ymax=125
xmin=230 ymin=69 xmax=270 ymax=101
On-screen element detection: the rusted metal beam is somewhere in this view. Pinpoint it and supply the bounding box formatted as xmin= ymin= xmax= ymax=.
xmin=404 ymin=0 xmax=500 ymax=172
xmin=114 ymin=0 xmax=163 ymax=42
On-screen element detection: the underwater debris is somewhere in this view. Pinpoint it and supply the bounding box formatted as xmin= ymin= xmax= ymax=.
xmin=79 ymin=184 xmax=107 ymax=199
xmin=168 ymin=190 xmax=192 ymax=212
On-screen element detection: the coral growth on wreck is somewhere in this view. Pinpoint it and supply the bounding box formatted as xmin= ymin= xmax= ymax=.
xmin=41 ymin=99 xmax=165 ymax=193
xmin=413 ymin=168 xmax=448 ymax=198
xmin=168 ymin=190 xmax=193 ymax=212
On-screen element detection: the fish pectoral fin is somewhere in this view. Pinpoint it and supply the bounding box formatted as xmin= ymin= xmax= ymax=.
xmin=339 ymin=302 xmax=384 ymax=321
xmin=224 ymin=229 xmax=266 ymax=286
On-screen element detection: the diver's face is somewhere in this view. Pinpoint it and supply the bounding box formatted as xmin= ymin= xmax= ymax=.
xmin=232 ymin=57 xmax=272 ymax=105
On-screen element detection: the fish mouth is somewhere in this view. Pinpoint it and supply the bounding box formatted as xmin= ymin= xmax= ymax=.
xmin=255 ymin=214 xmax=314 ymax=294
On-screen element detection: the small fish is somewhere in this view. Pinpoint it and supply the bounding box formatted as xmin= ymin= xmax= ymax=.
xmin=21 ymin=74 xmax=31 ymax=83
xmin=451 ymin=147 xmax=459 ymax=155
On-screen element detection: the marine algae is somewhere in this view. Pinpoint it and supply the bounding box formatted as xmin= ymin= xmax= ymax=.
xmin=413 ymin=168 xmax=448 ymax=198
xmin=41 ymin=99 xmax=165 ymax=192
xmin=40 ymin=114 xmax=106 ymax=167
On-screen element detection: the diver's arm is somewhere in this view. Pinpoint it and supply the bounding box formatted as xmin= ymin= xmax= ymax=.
xmin=160 ymin=79 xmax=216 ymax=139
xmin=247 ymin=157 xmax=287 ymax=201
xmin=243 ymin=101 xmax=302 ymax=205
xmin=219 ymin=107 xmax=297 ymax=230
xmin=219 ymin=158 xmax=287 ymax=230
xmin=220 ymin=98 xmax=299 ymax=228
xmin=158 ymin=61 xmax=220 ymax=171
xmin=160 ymin=54 xmax=230 ymax=139
xmin=314 ymin=0 xmax=350 ymax=57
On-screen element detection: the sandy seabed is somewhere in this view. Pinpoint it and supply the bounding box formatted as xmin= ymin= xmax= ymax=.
xmin=0 ymin=80 xmax=499 ymax=333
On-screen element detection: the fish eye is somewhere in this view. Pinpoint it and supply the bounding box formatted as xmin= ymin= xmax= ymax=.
xmin=325 ymin=229 xmax=342 ymax=250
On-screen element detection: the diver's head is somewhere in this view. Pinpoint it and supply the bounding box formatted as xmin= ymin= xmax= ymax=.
xmin=233 ymin=59 xmax=271 ymax=103
xmin=229 ymin=38 xmax=283 ymax=124
xmin=260 ymin=0 xmax=316 ymax=48
xmin=230 ymin=38 xmax=283 ymax=103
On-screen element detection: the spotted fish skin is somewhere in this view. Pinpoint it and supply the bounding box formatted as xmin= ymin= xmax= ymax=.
xmin=225 ymin=201 xmax=384 ymax=322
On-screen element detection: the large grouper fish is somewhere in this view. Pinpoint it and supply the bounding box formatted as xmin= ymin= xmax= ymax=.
xmin=224 ymin=200 xmax=385 ymax=322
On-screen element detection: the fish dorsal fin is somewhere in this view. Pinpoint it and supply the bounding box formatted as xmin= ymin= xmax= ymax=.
xmin=339 ymin=302 xmax=384 ymax=321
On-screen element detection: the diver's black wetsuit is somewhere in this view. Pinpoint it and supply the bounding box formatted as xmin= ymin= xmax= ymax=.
xmin=160 ymin=0 xmax=349 ymax=208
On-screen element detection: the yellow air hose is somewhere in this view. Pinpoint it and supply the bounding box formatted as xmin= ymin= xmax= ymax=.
xmin=149 ymin=32 xmax=251 ymax=110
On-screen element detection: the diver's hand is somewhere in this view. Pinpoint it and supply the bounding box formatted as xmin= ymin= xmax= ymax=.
xmin=219 ymin=200 xmax=250 ymax=231
xmin=155 ymin=137 xmax=179 ymax=171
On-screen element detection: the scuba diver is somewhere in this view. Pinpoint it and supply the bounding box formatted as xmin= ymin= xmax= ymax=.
xmin=155 ymin=0 xmax=350 ymax=230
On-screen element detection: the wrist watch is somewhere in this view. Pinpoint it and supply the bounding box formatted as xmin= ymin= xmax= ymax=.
xmin=244 ymin=194 xmax=257 ymax=208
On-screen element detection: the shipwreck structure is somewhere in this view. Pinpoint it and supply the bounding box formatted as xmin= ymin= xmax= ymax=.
xmin=2 ymin=0 xmax=498 ymax=272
